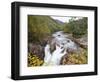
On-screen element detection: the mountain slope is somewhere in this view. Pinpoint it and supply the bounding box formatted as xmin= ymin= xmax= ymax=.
xmin=28 ymin=15 xmax=63 ymax=43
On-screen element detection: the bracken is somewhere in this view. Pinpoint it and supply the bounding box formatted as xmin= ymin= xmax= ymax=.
xmin=28 ymin=53 xmax=44 ymax=67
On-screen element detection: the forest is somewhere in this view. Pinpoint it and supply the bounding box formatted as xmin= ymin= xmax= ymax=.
xmin=28 ymin=15 xmax=88 ymax=67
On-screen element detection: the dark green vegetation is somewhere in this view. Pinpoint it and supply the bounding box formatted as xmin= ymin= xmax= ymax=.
xmin=64 ymin=17 xmax=88 ymax=38
xmin=28 ymin=15 xmax=88 ymax=66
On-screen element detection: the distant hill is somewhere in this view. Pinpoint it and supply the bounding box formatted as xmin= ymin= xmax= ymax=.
xmin=55 ymin=19 xmax=65 ymax=25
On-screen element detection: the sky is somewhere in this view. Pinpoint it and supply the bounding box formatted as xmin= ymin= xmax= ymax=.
xmin=51 ymin=16 xmax=83 ymax=23
xmin=51 ymin=16 xmax=72 ymax=23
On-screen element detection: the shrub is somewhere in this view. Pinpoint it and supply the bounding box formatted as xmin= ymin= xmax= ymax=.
xmin=28 ymin=53 xmax=44 ymax=67
xmin=61 ymin=48 xmax=88 ymax=65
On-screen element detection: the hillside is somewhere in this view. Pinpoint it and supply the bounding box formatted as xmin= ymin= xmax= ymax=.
xmin=28 ymin=15 xmax=64 ymax=43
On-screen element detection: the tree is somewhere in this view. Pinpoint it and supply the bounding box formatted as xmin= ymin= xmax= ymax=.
xmin=63 ymin=17 xmax=88 ymax=38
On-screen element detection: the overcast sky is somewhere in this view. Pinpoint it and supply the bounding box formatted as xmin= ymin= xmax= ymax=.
xmin=51 ymin=16 xmax=72 ymax=23
xmin=51 ymin=16 xmax=83 ymax=23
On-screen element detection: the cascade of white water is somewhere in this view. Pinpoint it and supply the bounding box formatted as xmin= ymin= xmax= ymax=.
xmin=43 ymin=31 xmax=78 ymax=66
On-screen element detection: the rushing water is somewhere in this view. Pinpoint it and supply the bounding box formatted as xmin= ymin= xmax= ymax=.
xmin=43 ymin=31 xmax=78 ymax=66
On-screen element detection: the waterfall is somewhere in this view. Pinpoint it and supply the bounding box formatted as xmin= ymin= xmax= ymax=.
xmin=43 ymin=31 xmax=78 ymax=66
